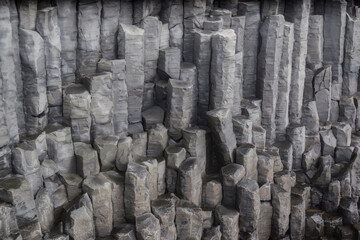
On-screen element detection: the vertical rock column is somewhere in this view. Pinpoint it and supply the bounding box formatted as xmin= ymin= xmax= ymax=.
xmin=276 ymin=22 xmax=294 ymax=141
xmin=210 ymin=29 xmax=236 ymax=110
xmin=238 ymin=1 xmax=261 ymax=98
xmin=182 ymin=127 xmax=207 ymax=176
xmin=166 ymin=79 xmax=193 ymax=140
xmin=286 ymin=124 xmax=306 ymax=170
xmin=323 ymin=0 xmax=347 ymax=85
xmin=158 ymin=47 xmax=181 ymax=79
xmin=183 ymin=0 xmax=206 ymax=62
xmin=6 ymin=3 xmax=23 ymax=140
xmin=314 ymin=66 xmax=332 ymax=122
xmin=231 ymin=16 xmax=245 ymax=115
xmin=258 ymin=15 xmax=284 ymax=143
xmin=100 ymin=0 xmax=120 ymax=60
xmin=306 ymin=15 xmax=323 ymax=70
xmin=63 ymin=84 xmax=91 ymax=143
xmin=97 ymin=59 xmax=128 ymax=138
xmin=124 ymin=162 xmax=151 ymax=222
xmin=0 ymin=2 xmax=18 ymax=144
xmin=285 ymin=0 xmax=311 ymax=123
xmin=36 ymin=7 xmax=62 ymax=124
xmin=342 ymin=16 xmax=360 ymax=96
xmin=56 ymin=0 xmax=77 ymax=84
xmin=77 ymin=0 xmax=101 ymax=75
xmin=180 ymin=63 xmax=198 ymax=124
xmin=118 ymin=24 xmax=145 ymax=123
xmin=194 ymin=30 xmax=212 ymax=126
xmin=19 ymin=29 xmax=48 ymax=136
xmin=119 ymin=0 xmax=133 ymax=24
xmin=207 ymin=108 xmax=237 ymax=166
xmin=82 ymin=73 xmax=114 ymax=139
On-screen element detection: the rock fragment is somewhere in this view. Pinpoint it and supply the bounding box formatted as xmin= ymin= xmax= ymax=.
xmin=214 ymin=205 xmax=239 ymax=240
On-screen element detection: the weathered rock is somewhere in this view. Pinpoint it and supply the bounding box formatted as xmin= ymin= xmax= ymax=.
xmin=113 ymin=224 xmax=136 ymax=240
xmin=210 ymin=29 xmax=236 ymax=110
xmin=142 ymin=106 xmax=164 ymax=131
xmin=305 ymin=209 xmax=324 ymax=240
xmin=124 ymin=162 xmax=151 ymax=222
xmin=204 ymin=17 xmax=223 ymax=31
xmin=73 ymin=142 xmax=100 ymax=178
xmin=266 ymin=145 xmax=284 ymax=173
xmin=323 ymin=213 xmax=343 ymax=236
xmin=343 ymin=16 xmax=360 ymax=96
xmin=274 ymin=141 xmax=293 ymax=171
xmin=165 ymin=146 xmax=186 ymax=169
xmin=238 ymin=1 xmax=260 ymax=98
xmin=118 ymin=24 xmax=144 ymax=123
xmin=40 ymin=159 xmax=58 ymax=179
xmin=97 ymin=59 xmax=128 ymax=137
xmin=285 ymin=0 xmax=311 ymax=123
xmin=175 ymin=200 xmax=203 ymax=240
xmin=301 ymin=101 xmax=320 ymax=133
xmin=237 ymin=178 xmax=260 ymax=232
xmin=221 ymin=163 xmax=245 ymax=208
xmin=44 ymin=175 xmax=68 ymax=219
xmin=233 ymin=115 xmax=252 ymax=145
xmin=215 ymin=205 xmax=239 ymax=240
xmin=82 ymin=174 xmax=113 ymax=237
xmin=271 ymin=184 xmax=291 ymax=238
xmin=313 ymin=66 xmax=332 ymax=122
xmin=102 ymin=171 xmax=126 ymax=227
xmin=257 ymin=151 xmax=274 ymax=185
xmin=286 ymin=123 xmax=306 ymax=170
xmin=63 ymin=193 xmax=95 ymax=240
xmin=166 ymin=167 xmax=177 ymax=194
xmin=115 ymin=137 xmax=132 ymax=172
xmin=312 ymin=155 xmax=332 ymax=186
xmin=59 ymin=173 xmax=82 ymax=201
xmin=151 ymin=198 xmax=176 ymax=240
xmin=258 ymin=202 xmax=273 ymax=240
xmin=35 ymin=187 xmax=54 ymax=233
xmin=180 ymin=62 xmax=197 ymax=124
xmin=56 ymin=0 xmax=77 ymax=84
xmin=252 ymin=125 xmax=266 ymax=150
xmin=339 ymin=95 xmax=356 ymax=128
xmin=182 ymin=127 xmax=207 ymax=176
xmin=306 ymin=15 xmax=323 ymax=70
xmin=147 ymin=123 xmax=168 ymax=157
xmin=166 ymin=79 xmax=193 ymax=140
xmin=82 ymin=72 xmax=114 ymax=138
xmin=177 ymin=157 xmax=202 ymax=206
xmin=0 ymin=176 xmax=38 ymax=228
xmin=207 ymin=108 xmax=237 ymax=165
xmin=320 ymin=128 xmax=337 ymax=157
xmin=332 ymin=122 xmax=352 ymax=147
xmin=339 ymin=197 xmax=359 ymax=225
xmin=202 ymin=177 xmax=222 ymax=209
xmin=77 ymin=0 xmax=101 ymax=75
xmin=203 ymin=225 xmax=222 ymax=240
xmin=258 ymin=15 xmax=284 ymax=142
xmin=259 ymin=182 xmax=271 ymax=201
xmin=290 ymin=195 xmax=306 ymax=240
xmin=131 ymin=132 xmax=147 ymax=161
xmin=236 ymin=143 xmax=258 ymax=181
xmin=141 ymin=159 xmax=158 ymax=201
xmin=94 ymin=135 xmax=118 ymax=171
xmin=158 ymin=47 xmax=181 ymax=80
xmin=323 ymin=0 xmax=347 ymax=83
xmin=0 ymin=202 xmax=20 ymax=239
xmin=46 ymin=124 xmax=75 ymax=173
xmin=241 ymin=98 xmax=262 ymax=126
xmin=135 ymin=213 xmax=161 ymax=240
xmin=194 ymin=30 xmax=212 ymax=126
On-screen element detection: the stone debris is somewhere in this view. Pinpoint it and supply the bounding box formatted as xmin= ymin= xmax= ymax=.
xmin=2 ymin=1 xmax=360 ymax=239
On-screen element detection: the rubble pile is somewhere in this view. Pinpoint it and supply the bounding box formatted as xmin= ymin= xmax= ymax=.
xmin=3 ymin=0 xmax=360 ymax=239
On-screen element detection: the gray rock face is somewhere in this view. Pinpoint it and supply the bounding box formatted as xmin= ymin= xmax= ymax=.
xmin=271 ymin=184 xmax=291 ymax=238
xmin=323 ymin=0 xmax=347 ymax=83
xmin=135 ymin=213 xmax=161 ymax=240
xmin=118 ymin=24 xmax=144 ymax=123
xmin=257 ymin=151 xmax=274 ymax=185
xmin=221 ymin=163 xmax=245 ymax=208
xmin=238 ymin=1 xmax=260 ymax=98
xmin=285 ymin=0 xmax=311 ymax=124
xmin=151 ymin=199 xmax=176 ymax=240
xmin=74 ymin=142 xmax=100 ymax=178
xmin=77 ymin=0 xmax=101 ymax=75
xmin=166 ymin=79 xmax=193 ymax=140
xmin=290 ymin=196 xmax=306 ymax=240
xmin=258 ymin=15 xmax=284 ymax=143
xmin=233 ymin=115 xmax=252 ymax=145
xmin=210 ymin=29 xmax=236 ymax=110
xmin=177 ymin=157 xmax=202 ymax=206
xmin=180 ymin=62 xmax=198 ymax=124
xmin=175 ymin=200 xmax=203 ymax=240
xmin=97 ymin=59 xmax=128 ymax=137
xmin=314 ymin=65 xmax=332 ymax=122
xmin=286 ymin=124 xmax=306 ymax=170
xmin=63 ymin=193 xmax=95 ymax=240
xmin=237 ymin=178 xmax=260 ymax=233
xmin=35 ymin=188 xmax=54 ymax=233
xmin=202 ymin=177 xmax=222 ymax=209
xmin=258 ymin=202 xmax=273 ymax=240
xmin=141 ymin=159 xmax=158 ymax=201
xmin=0 ymin=202 xmax=19 ymax=239
xmin=82 ymin=174 xmax=113 ymax=237
xmin=94 ymin=135 xmax=119 ymax=172
xmin=305 ymin=209 xmax=324 ymax=240
xmin=207 ymin=108 xmax=237 ymax=165
xmin=165 ymin=146 xmax=186 ymax=169
xmin=339 ymin=95 xmax=356 ymax=128
xmin=307 ymin=15 xmax=323 ymax=70
xmin=182 ymin=127 xmax=207 ymax=176
xmin=46 ymin=125 xmax=76 ymax=173
xmin=236 ymin=143 xmax=258 ymax=181
xmin=115 ymin=137 xmax=132 ymax=171
xmin=124 ymin=162 xmax=150 ymax=222
xmin=147 ymin=123 xmax=168 ymax=157
xmin=215 ymin=205 xmax=239 ymax=240
xmin=194 ymin=30 xmax=212 ymax=126
xmin=158 ymin=47 xmax=181 ymax=80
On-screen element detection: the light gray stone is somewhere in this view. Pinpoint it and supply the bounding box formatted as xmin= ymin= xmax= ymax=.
xmin=59 ymin=173 xmax=83 ymax=201
xmin=113 ymin=224 xmax=136 ymax=240
xmin=175 ymin=200 xmax=203 ymax=240
xmin=339 ymin=95 xmax=356 ymax=128
xmin=258 ymin=202 xmax=273 ymax=240
xmin=147 ymin=123 xmax=168 ymax=157
xmin=233 ymin=115 xmax=252 ymax=144
xmin=202 ymin=177 xmax=222 ymax=209
xmin=142 ymin=106 xmax=165 ymax=130
xmin=180 ymin=62 xmax=198 ymax=124
xmin=203 ymin=17 xmax=223 ymax=31
xmin=290 ymin=195 xmax=306 ymax=240
xmin=35 ymin=187 xmax=54 ymax=233
xmin=158 ymin=47 xmax=181 ymax=79
xmin=207 ymin=108 xmax=237 ymax=166
xmin=131 ymin=132 xmax=147 ymax=161
xmin=236 ymin=143 xmax=258 ymax=181
xmin=135 ymin=213 xmax=161 ymax=240
xmin=252 ymin=125 xmax=266 ymax=151
xmin=73 ymin=142 xmax=100 ymax=178
xmin=302 ymin=101 xmax=320 ymax=133
xmin=320 ymin=128 xmax=337 ymax=157
xmin=286 ymin=124 xmax=305 ymax=170
xmin=141 ymin=159 xmax=158 ymax=201
xmin=94 ymin=135 xmax=119 ymax=171
xmin=305 ymin=209 xmax=324 ymax=240
xmin=257 ymin=151 xmax=274 ymax=185
xmin=221 ymin=163 xmax=245 ymax=208
xmin=215 ymin=205 xmax=239 ymax=240
xmin=306 ymin=15 xmax=323 ymax=70
xmin=271 ymin=184 xmax=291 ymax=238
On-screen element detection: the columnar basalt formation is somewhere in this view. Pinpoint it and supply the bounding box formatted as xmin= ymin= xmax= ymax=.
xmin=3 ymin=1 xmax=360 ymax=239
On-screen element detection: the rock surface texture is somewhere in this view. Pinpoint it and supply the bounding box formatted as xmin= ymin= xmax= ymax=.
xmin=2 ymin=0 xmax=360 ymax=239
